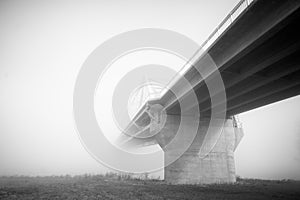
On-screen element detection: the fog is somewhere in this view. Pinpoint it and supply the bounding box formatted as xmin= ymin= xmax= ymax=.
xmin=0 ymin=0 xmax=299 ymax=180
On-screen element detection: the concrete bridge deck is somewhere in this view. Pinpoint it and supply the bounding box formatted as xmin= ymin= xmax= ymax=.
xmin=118 ymin=0 xmax=300 ymax=184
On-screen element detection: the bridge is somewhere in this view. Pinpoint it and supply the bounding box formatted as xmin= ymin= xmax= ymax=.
xmin=118 ymin=0 xmax=300 ymax=184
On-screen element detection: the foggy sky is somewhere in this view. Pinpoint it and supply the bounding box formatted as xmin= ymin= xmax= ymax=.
xmin=0 ymin=0 xmax=300 ymax=180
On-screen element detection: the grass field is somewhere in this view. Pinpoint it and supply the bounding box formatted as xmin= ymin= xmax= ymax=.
xmin=0 ymin=174 xmax=299 ymax=200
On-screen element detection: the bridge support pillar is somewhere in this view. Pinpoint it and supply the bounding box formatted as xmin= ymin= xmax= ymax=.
xmin=155 ymin=115 xmax=243 ymax=184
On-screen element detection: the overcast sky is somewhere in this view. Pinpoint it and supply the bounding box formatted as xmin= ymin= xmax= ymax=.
xmin=0 ymin=0 xmax=299 ymax=180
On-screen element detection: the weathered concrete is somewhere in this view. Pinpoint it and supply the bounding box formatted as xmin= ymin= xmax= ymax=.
xmin=155 ymin=115 xmax=243 ymax=184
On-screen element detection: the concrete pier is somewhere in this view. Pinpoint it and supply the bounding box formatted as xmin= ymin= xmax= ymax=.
xmin=155 ymin=115 xmax=243 ymax=184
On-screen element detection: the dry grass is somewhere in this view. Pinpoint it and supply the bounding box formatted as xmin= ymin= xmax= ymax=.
xmin=0 ymin=174 xmax=299 ymax=199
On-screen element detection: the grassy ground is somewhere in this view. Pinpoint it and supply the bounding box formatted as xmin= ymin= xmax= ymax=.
xmin=0 ymin=175 xmax=299 ymax=200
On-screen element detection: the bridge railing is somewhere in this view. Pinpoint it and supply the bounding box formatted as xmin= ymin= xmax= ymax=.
xmin=125 ymin=0 xmax=255 ymax=135
xmin=201 ymin=0 xmax=254 ymax=50
xmin=159 ymin=0 xmax=255 ymax=98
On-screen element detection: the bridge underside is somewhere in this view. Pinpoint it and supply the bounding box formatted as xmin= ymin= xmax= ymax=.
xmin=160 ymin=0 xmax=300 ymax=118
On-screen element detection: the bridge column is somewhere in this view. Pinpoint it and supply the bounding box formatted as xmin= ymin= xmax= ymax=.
xmin=155 ymin=115 xmax=243 ymax=184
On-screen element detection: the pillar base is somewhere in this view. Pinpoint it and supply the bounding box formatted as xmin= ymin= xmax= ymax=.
xmin=164 ymin=150 xmax=236 ymax=184
xmin=157 ymin=116 xmax=243 ymax=184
